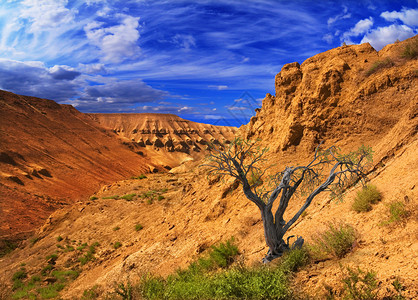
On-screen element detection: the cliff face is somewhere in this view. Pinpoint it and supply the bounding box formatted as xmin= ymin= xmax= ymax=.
xmin=88 ymin=113 xmax=237 ymax=168
xmin=242 ymin=36 xmax=417 ymax=157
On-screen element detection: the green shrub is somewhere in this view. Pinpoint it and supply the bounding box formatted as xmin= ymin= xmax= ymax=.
xmin=138 ymin=245 xmax=313 ymax=300
xmin=132 ymin=174 xmax=147 ymax=180
xmin=82 ymin=285 xmax=100 ymax=299
xmin=79 ymin=242 xmax=99 ymax=265
xmin=56 ymin=236 xmax=63 ymax=242
xmin=135 ymin=224 xmax=143 ymax=231
xmin=90 ymin=196 xmax=98 ymax=201
xmin=77 ymin=243 xmax=88 ymax=251
xmin=280 ymin=247 xmax=310 ymax=273
xmin=342 ymin=266 xmax=378 ymax=300
xmin=64 ymin=245 xmax=75 ymax=252
xmin=114 ymin=281 xmax=133 ymax=300
xmin=121 ymin=193 xmax=136 ymax=201
xmin=113 ymin=226 xmax=120 ymax=231
xmin=366 ymin=58 xmax=394 ymax=76
xmin=139 ymin=256 xmax=298 ymax=299
xmin=208 ymin=238 xmax=239 ymax=269
xmin=41 ymin=265 xmax=53 ymax=276
xmin=51 ymin=270 xmax=79 ymax=281
xmin=12 ymin=269 xmax=27 ymax=281
xmin=352 ymin=185 xmax=381 ymax=212
xmin=37 ymin=282 xmax=65 ymax=299
xmin=310 ymin=223 xmax=356 ymax=259
xmin=157 ymin=195 xmax=165 ymax=201
xmin=102 ymin=195 xmax=119 ymax=200
xmin=381 ymin=201 xmax=409 ymax=225
xmin=114 ymin=242 xmax=122 ymax=249
xmin=401 ymin=39 xmax=418 ymax=59
xmin=46 ymin=253 xmax=58 ymax=262
xmin=29 ymin=237 xmax=40 ymax=245
xmin=391 ymin=277 xmax=405 ymax=300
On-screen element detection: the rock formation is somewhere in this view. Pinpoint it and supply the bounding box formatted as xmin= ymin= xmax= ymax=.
xmin=88 ymin=113 xmax=237 ymax=166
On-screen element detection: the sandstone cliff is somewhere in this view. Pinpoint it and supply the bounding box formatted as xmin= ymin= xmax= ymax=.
xmin=242 ymin=37 xmax=417 ymax=160
xmin=88 ymin=113 xmax=237 ymax=168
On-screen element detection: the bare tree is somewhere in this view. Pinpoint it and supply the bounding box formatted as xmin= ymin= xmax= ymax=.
xmin=203 ymin=138 xmax=372 ymax=263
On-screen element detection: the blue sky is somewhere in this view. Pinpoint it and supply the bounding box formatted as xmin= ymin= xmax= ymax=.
xmin=0 ymin=0 xmax=417 ymax=126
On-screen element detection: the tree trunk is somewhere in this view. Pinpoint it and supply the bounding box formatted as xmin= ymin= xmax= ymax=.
xmin=261 ymin=206 xmax=288 ymax=263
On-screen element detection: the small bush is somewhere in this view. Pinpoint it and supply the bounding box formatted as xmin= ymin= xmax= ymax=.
xmin=30 ymin=237 xmax=40 ymax=245
xmin=342 ymin=266 xmax=378 ymax=300
xmin=121 ymin=193 xmax=136 ymax=201
xmin=82 ymin=285 xmax=100 ymax=299
xmin=41 ymin=265 xmax=54 ymax=276
xmin=132 ymin=174 xmax=147 ymax=180
xmin=77 ymin=243 xmax=88 ymax=251
xmin=56 ymin=236 xmax=63 ymax=242
xmin=135 ymin=224 xmax=143 ymax=231
xmin=114 ymin=242 xmax=122 ymax=249
xmin=208 ymin=238 xmax=239 ymax=269
xmin=391 ymin=277 xmax=405 ymax=300
xmin=113 ymin=226 xmax=120 ymax=231
xmin=381 ymin=201 xmax=409 ymax=225
xmin=352 ymin=185 xmax=381 ymax=212
xmin=310 ymin=223 xmax=356 ymax=259
xmin=114 ymin=281 xmax=133 ymax=300
xmin=157 ymin=195 xmax=165 ymax=201
xmin=102 ymin=195 xmax=119 ymax=200
xmin=12 ymin=269 xmax=27 ymax=281
xmin=280 ymin=247 xmax=310 ymax=273
xmin=90 ymin=196 xmax=98 ymax=201
xmin=366 ymin=58 xmax=394 ymax=76
xmin=79 ymin=242 xmax=99 ymax=265
xmin=46 ymin=253 xmax=58 ymax=262
xmin=64 ymin=245 xmax=75 ymax=252
xmin=37 ymin=282 xmax=66 ymax=299
xmin=401 ymin=39 xmax=418 ymax=59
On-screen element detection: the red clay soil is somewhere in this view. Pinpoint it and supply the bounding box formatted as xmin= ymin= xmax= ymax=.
xmin=0 ymin=90 xmax=155 ymax=240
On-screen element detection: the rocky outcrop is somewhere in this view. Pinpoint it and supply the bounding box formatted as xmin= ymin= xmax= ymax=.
xmin=241 ymin=36 xmax=418 ymax=153
xmin=89 ymin=113 xmax=237 ymax=156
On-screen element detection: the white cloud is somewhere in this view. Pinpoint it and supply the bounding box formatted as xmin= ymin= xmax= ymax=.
xmin=322 ymin=33 xmax=333 ymax=43
xmin=84 ymin=14 xmax=140 ymax=63
xmin=342 ymin=17 xmax=374 ymax=44
xmin=49 ymin=65 xmax=81 ymax=80
xmin=208 ymin=85 xmax=228 ymax=90
xmin=327 ymin=5 xmax=351 ymax=26
xmin=172 ymin=34 xmax=196 ymax=51
xmin=20 ymin=0 xmax=76 ymax=33
xmin=361 ymin=24 xmax=416 ymax=50
xmin=381 ymin=8 xmax=418 ymax=27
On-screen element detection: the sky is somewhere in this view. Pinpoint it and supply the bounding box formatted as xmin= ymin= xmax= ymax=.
xmin=0 ymin=0 xmax=417 ymax=126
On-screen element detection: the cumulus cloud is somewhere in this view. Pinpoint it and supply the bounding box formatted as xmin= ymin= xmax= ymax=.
xmin=20 ymin=0 xmax=76 ymax=32
xmin=381 ymin=8 xmax=418 ymax=27
xmin=361 ymin=24 xmax=416 ymax=50
xmin=49 ymin=65 xmax=81 ymax=80
xmin=84 ymin=14 xmax=141 ymax=63
xmin=0 ymin=59 xmax=79 ymax=101
xmin=85 ymin=79 xmax=167 ymax=104
xmin=342 ymin=17 xmax=374 ymax=42
xmin=0 ymin=58 xmax=169 ymax=112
